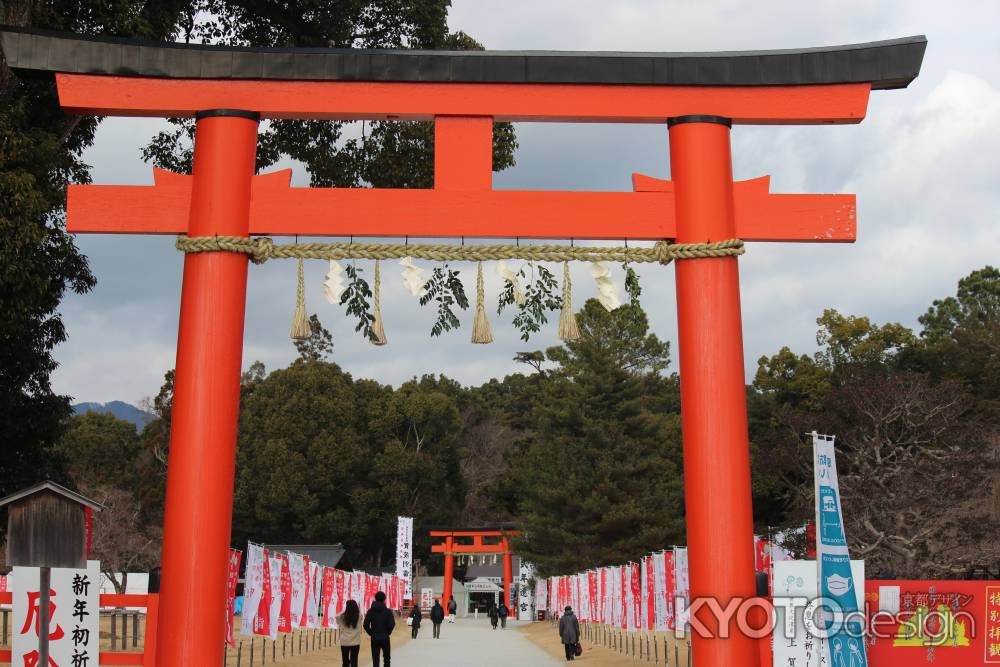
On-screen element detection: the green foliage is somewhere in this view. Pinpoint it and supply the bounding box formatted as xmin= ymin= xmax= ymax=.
xmin=498 ymin=264 xmax=562 ymax=341
xmin=55 ymin=412 xmax=143 ymax=490
xmin=503 ymin=298 xmax=682 ymax=574
xmin=420 ymin=265 xmax=469 ymax=336
xmin=622 ymin=264 xmax=641 ymax=307
xmin=0 ymin=0 xmax=191 ymax=501
xmin=294 ymin=314 xmax=334 ymax=361
xmin=232 ymin=362 xmax=465 ymax=567
xmin=339 ymin=265 xmax=377 ymax=341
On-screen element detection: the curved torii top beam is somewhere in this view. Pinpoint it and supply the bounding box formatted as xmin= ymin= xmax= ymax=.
xmin=0 ymin=27 xmax=925 ymax=123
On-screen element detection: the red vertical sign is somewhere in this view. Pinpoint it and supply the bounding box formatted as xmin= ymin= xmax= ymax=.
xmin=986 ymin=585 xmax=1000 ymax=663
xmin=630 ymin=562 xmax=642 ymax=631
xmin=646 ymin=556 xmax=655 ymax=631
xmin=664 ymin=551 xmax=676 ymax=631
xmin=277 ymin=554 xmax=292 ymax=633
xmin=225 ymin=549 xmax=242 ymax=646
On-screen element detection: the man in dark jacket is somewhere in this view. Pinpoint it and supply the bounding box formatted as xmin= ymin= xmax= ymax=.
xmin=363 ymin=591 xmax=396 ymax=667
xmin=558 ymin=606 xmax=581 ymax=661
xmin=497 ymin=602 xmax=509 ymax=629
xmin=430 ymin=599 xmax=445 ymax=638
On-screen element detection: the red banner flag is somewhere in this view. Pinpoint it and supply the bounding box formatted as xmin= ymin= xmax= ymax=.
xmin=277 ymin=554 xmax=292 ymax=633
xmin=645 ymin=555 xmax=654 ymax=631
xmin=664 ymin=550 xmax=676 ymax=631
xmin=226 ymin=549 xmax=242 ymax=646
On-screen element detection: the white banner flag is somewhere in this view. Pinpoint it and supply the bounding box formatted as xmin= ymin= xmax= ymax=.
xmin=535 ymin=577 xmax=548 ymax=612
xmin=307 ymin=561 xmax=321 ymax=628
xmin=268 ymin=555 xmax=282 ymax=640
xmin=241 ymin=543 xmax=265 ymax=636
xmin=813 ymin=433 xmax=869 ymax=667
xmin=518 ymin=561 xmax=536 ymax=620
xmin=396 ymin=516 xmax=414 ymax=600
xmin=654 ymin=551 xmax=668 ymax=632
xmin=673 ymin=547 xmax=690 ymax=630
xmin=288 ymin=552 xmax=307 ymax=627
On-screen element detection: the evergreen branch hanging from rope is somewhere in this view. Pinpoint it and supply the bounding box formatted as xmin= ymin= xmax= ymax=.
xmin=498 ymin=263 xmax=562 ymax=341
xmin=339 ymin=264 xmax=378 ymax=341
xmin=419 ymin=264 xmax=469 ymax=336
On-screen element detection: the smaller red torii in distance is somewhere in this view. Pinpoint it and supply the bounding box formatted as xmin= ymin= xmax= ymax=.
xmin=430 ymin=530 xmax=520 ymax=613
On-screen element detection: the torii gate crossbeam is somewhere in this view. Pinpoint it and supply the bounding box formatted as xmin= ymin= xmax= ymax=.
xmin=0 ymin=26 xmax=925 ymax=667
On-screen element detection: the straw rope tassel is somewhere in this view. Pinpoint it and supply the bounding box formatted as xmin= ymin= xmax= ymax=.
xmin=290 ymin=257 xmax=310 ymax=340
xmin=558 ymin=261 xmax=581 ymax=341
xmin=370 ymin=259 xmax=387 ymax=346
xmin=471 ymin=261 xmax=494 ymax=344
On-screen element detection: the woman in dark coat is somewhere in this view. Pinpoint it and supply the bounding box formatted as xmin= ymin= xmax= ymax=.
xmin=558 ymin=606 xmax=581 ymax=661
xmin=497 ymin=602 xmax=509 ymax=629
xmin=408 ymin=602 xmax=422 ymax=639
xmin=488 ymin=601 xmax=499 ymax=629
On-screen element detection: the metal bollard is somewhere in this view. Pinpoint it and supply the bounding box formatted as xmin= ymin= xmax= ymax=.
xmin=249 ymin=637 xmax=254 ymax=665
xmin=237 ymin=640 xmax=243 ymax=667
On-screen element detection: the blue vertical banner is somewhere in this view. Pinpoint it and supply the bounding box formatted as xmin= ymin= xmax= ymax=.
xmin=813 ymin=432 xmax=869 ymax=667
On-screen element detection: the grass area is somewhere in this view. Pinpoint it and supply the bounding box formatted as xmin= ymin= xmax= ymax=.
xmin=517 ymin=619 xmax=692 ymax=666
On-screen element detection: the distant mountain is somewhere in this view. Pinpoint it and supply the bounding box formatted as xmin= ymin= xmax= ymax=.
xmin=72 ymin=401 xmax=156 ymax=430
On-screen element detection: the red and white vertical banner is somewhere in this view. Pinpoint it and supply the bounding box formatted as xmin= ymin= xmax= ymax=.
xmin=0 ymin=574 xmax=6 ymax=592
xmin=288 ymin=552 xmax=307 ymax=628
xmin=396 ymin=516 xmax=414 ymax=601
xmin=334 ymin=569 xmax=346 ymax=615
xmin=664 ymin=550 xmax=677 ymax=631
xmin=673 ymin=547 xmax=690 ymax=631
xmin=12 ymin=561 xmax=101 ymax=666
xmin=307 ymin=561 xmax=321 ymax=628
xmin=535 ymin=577 xmax=548 ymax=613
xmin=601 ymin=568 xmax=610 ymax=624
xmin=300 ymin=556 xmax=312 ymax=628
xmin=267 ymin=554 xmax=282 ymax=639
xmin=225 ymin=548 xmax=242 ymax=646
xmin=277 ymin=554 xmax=292 ymax=633
xmin=240 ymin=543 xmax=270 ymax=637
xmin=321 ymin=568 xmax=336 ymax=628
xmin=619 ymin=565 xmax=628 ymax=629
xmin=653 ymin=552 xmax=668 ymax=632
xmin=630 ymin=562 xmax=642 ymax=631
xmin=577 ymin=573 xmax=587 ymax=621
xmin=645 ymin=555 xmax=655 ymax=631
xmin=587 ymin=570 xmax=600 ymax=623
xmin=625 ymin=564 xmax=635 ymax=630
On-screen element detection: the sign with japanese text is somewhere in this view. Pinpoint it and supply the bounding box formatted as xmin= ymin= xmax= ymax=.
xmin=396 ymin=517 xmax=413 ymax=600
xmin=12 ymin=561 xmax=100 ymax=667
xmin=772 ymin=559 xmax=864 ymax=667
xmin=518 ymin=562 xmax=536 ymax=621
xmin=865 ymin=579 xmax=1000 ymax=667
xmin=813 ymin=433 xmax=869 ymax=667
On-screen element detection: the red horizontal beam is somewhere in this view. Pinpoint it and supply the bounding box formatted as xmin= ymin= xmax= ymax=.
xmin=56 ymin=74 xmax=870 ymax=124
xmin=431 ymin=545 xmax=510 ymax=554
xmin=429 ymin=530 xmax=516 ymax=537
xmin=67 ymin=170 xmax=855 ymax=242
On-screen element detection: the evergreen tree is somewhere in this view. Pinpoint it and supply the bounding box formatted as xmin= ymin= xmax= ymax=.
xmin=505 ymin=299 xmax=685 ymax=575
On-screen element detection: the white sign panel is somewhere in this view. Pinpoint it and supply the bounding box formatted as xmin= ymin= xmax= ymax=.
xmin=12 ymin=561 xmax=101 ymax=667
xmin=396 ymin=516 xmax=414 ymax=600
xmin=772 ymin=559 xmax=865 ymax=667
xmin=518 ymin=561 xmax=535 ymax=621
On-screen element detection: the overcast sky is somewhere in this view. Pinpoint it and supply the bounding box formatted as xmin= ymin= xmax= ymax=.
xmin=51 ymin=0 xmax=1000 ymax=406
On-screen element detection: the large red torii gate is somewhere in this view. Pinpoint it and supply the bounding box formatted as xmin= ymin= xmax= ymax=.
xmin=0 ymin=27 xmax=925 ymax=667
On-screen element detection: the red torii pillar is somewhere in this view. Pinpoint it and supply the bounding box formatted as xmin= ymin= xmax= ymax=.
xmin=10 ymin=28 xmax=924 ymax=666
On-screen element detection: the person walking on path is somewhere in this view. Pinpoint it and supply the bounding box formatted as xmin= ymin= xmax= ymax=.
xmin=430 ymin=599 xmax=445 ymax=638
xmin=408 ymin=602 xmax=422 ymax=639
xmin=336 ymin=599 xmax=362 ymax=667
xmin=488 ymin=601 xmax=499 ymax=630
xmin=498 ymin=602 xmax=509 ymax=629
xmin=447 ymin=595 xmax=457 ymax=623
xmin=363 ymin=591 xmax=396 ymax=667
xmin=558 ymin=606 xmax=581 ymax=662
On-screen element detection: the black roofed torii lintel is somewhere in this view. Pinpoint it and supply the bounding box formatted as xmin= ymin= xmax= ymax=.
xmin=0 ymin=26 xmax=926 ymax=90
